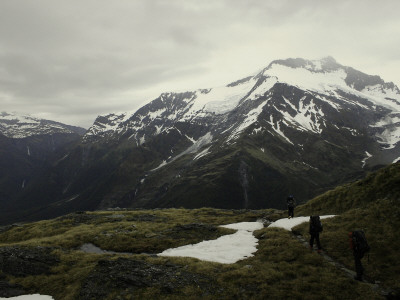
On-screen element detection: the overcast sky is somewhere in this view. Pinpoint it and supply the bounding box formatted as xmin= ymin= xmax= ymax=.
xmin=1 ymin=0 xmax=399 ymax=128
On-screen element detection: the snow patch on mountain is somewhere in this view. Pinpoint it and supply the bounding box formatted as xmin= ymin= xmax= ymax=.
xmin=280 ymin=96 xmax=324 ymax=134
xmin=263 ymin=63 xmax=400 ymax=112
xmin=183 ymin=79 xmax=256 ymax=118
xmin=0 ymin=112 xmax=82 ymax=138
xmin=246 ymin=76 xmax=277 ymax=101
xmin=148 ymin=108 xmax=167 ymax=120
xmin=371 ymin=114 xmax=400 ymax=149
xmin=194 ymin=146 xmax=211 ymax=160
xmin=362 ymin=151 xmax=372 ymax=168
xmin=362 ymin=85 xmax=400 ymax=111
xmin=267 ymin=115 xmax=293 ymax=144
xmin=376 ymin=127 xmax=400 ymax=149
xmin=84 ymin=112 xmax=132 ymax=139
xmin=227 ymin=100 xmax=269 ymax=142
xmin=264 ymin=64 xmax=348 ymax=95
xmin=151 ymin=132 xmax=213 ymax=171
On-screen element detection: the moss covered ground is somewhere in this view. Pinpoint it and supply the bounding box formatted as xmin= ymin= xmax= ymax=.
xmin=1 ymin=163 xmax=399 ymax=299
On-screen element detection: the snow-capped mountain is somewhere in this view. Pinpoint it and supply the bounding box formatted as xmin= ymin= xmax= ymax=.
xmin=3 ymin=57 xmax=400 ymax=224
xmin=85 ymin=56 xmax=400 ymax=162
xmin=0 ymin=112 xmax=86 ymax=138
xmin=0 ymin=112 xmax=86 ymax=222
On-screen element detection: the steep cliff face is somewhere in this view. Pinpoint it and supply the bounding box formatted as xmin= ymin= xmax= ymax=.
xmin=2 ymin=57 xmax=400 ymax=224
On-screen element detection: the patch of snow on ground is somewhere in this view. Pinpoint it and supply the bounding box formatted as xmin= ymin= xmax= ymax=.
xmin=0 ymin=295 xmax=54 ymax=300
xmin=268 ymin=215 xmax=336 ymax=231
xmin=159 ymin=221 xmax=264 ymax=264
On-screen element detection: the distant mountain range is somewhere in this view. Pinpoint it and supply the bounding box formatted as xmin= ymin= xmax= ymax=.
xmin=1 ymin=57 xmax=399 ymax=224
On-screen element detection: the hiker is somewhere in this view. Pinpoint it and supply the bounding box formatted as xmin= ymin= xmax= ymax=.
xmin=349 ymin=231 xmax=370 ymax=281
xmin=309 ymin=216 xmax=323 ymax=253
xmin=287 ymin=195 xmax=296 ymax=218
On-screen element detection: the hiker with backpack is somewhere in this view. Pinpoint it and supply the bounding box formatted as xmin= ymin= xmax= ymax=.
xmin=349 ymin=230 xmax=370 ymax=281
xmin=287 ymin=195 xmax=296 ymax=218
xmin=309 ymin=216 xmax=323 ymax=253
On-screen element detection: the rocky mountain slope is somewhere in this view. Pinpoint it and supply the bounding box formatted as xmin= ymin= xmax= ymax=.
xmin=0 ymin=112 xmax=85 ymax=219
xmin=3 ymin=57 xmax=400 ymax=224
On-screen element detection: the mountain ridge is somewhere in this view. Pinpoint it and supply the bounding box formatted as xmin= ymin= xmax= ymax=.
xmin=2 ymin=57 xmax=400 ymax=224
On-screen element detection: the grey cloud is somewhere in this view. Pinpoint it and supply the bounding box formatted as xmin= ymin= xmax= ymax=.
xmin=0 ymin=0 xmax=399 ymax=128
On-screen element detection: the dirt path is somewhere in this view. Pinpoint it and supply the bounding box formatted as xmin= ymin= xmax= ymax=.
xmin=293 ymin=233 xmax=394 ymax=299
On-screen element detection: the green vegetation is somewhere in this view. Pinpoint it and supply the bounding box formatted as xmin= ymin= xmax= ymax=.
xmin=294 ymin=162 xmax=400 ymax=295
xmin=1 ymin=163 xmax=399 ymax=299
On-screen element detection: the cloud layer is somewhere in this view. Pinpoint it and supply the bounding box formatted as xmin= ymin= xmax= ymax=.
xmin=1 ymin=0 xmax=399 ymax=128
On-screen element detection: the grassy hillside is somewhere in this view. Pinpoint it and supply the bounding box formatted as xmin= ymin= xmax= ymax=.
xmin=294 ymin=162 xmax=400 ymax=295
xmin=296 ymin=162 xmax=400 ymax=215
xmin=0 ymin=163 xmax=399 ymax=299
xmin=0 ymin=207 xmax=387 ymax=299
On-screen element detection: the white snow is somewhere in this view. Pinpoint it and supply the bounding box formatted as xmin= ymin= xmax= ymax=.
xmin=193 ymin=146 xmax=211 ymax=160
xmin=151 ymin=160 xmax=168 ymax=171
xmin=361 ymin=151 xmax=372 ymax=168
xmin=0 ymin=112 xmax=74 ymax=138
xmin=182 ymin=79 xmax=257 ymax=119
xmin=268 ymin=215 xmax=336 ymax=231
xmin=375 ymin=126 xmax=400 ymax=150
xmin=369 ymin=114 xmax=400 ymax=149
xmin=361 ymin=84 xmax=400 ymax=111
xmin=264 ymin=63 xmax=400 ymax=112
xmin=266 ymin=114 xmax=294 ymax=144
xmin=151 ymin=132 xmax=213 ymax=171
xmin=159 ymin=221 xmax=264 ymax=264
xmin=394 ymin=157 xmax=400 ymax=163
xmin=265 ymin=64 xmax=349 ymax=96
xmin=0 ymin=295 xmax=54 ymax=300
xmin=227 ymin=99 xmax=269 ymax=142
xmin=246 ymin=76 xmax=277 ymax=101
xmin=148 ymin=108 xmax=166 ymax=120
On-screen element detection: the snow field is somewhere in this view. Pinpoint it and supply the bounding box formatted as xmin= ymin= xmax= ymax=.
xmin=0 ymin=295 xmax=54 ymax=300
xmin=159 ymin=216 xmax=336 ymax=264
xmin=268 ymin=215 xmax=336 ymax=231
xmin=159 ymin=221 xmax=264 ymax=264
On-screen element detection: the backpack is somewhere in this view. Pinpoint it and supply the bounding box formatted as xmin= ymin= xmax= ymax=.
xmin=310 ymin=216 xmax=323 ymax=233
xmin=287 ymin=196 xmax=295 ymax=207
xmin=352 ymin=230 xmax=370 ymax=258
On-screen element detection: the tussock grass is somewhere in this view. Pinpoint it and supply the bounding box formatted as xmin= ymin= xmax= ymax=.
xmin=9 ymin=250 xmax=101 ymax=300
xmin=294 ymin=197 xmax=400 ymax=293
xmin=0 ymin=203 xmax=392 ymax=299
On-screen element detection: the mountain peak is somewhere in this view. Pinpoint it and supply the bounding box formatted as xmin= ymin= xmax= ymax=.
xmin=0 ymin=111 xmax=86 ymax=138
xmin=266 ymin=56 xmax=341 ymax=72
